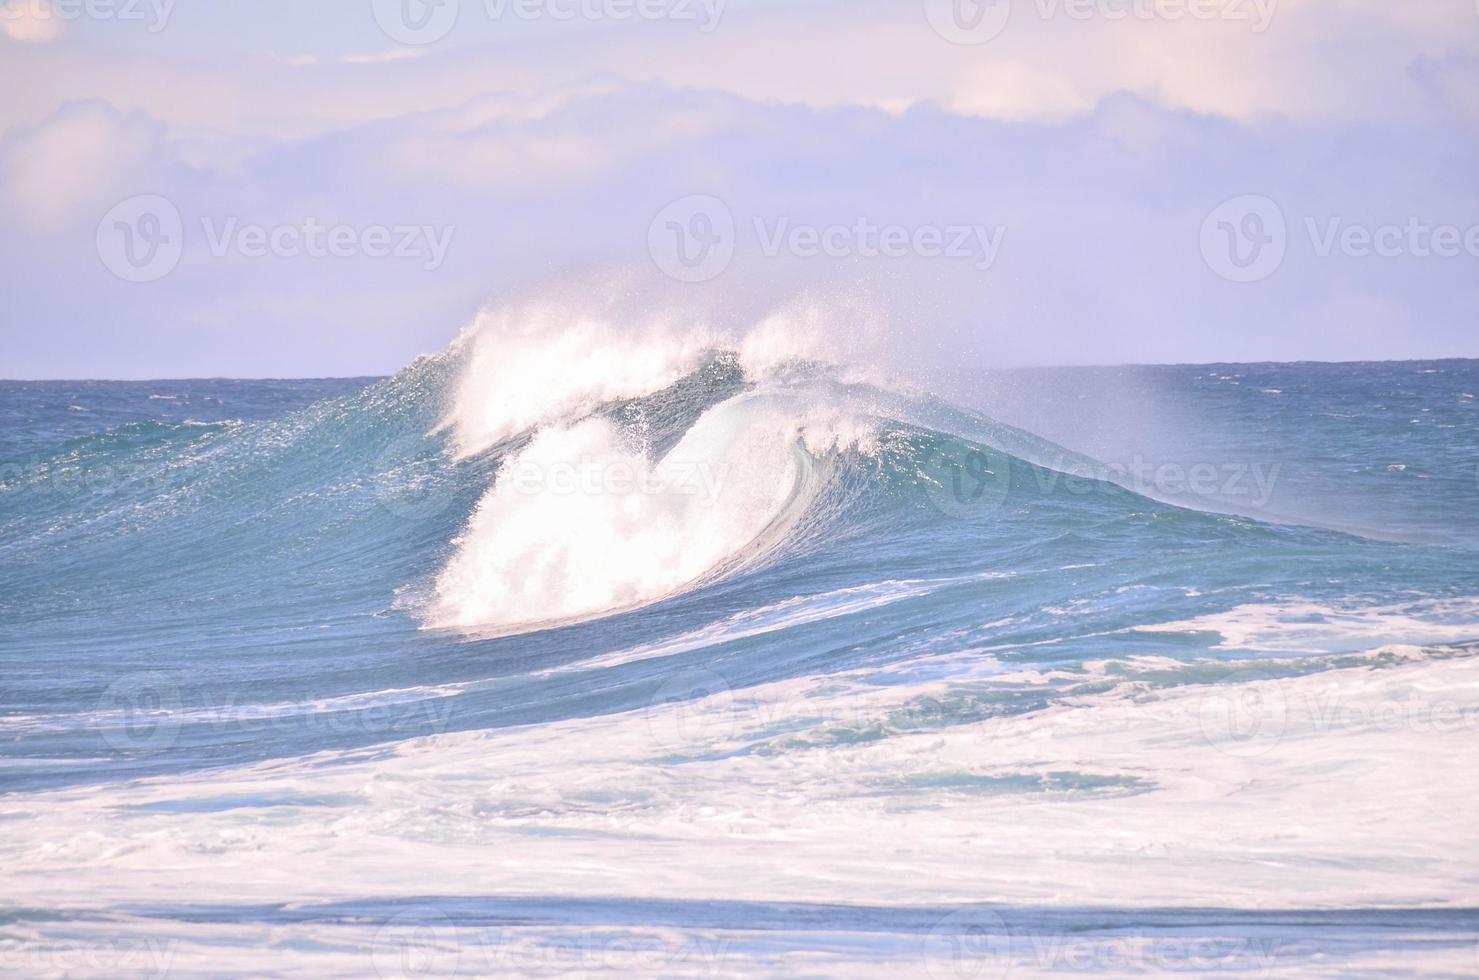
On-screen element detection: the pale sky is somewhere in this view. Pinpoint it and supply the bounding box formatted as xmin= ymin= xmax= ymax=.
xmin=2 ymin=0 xmax=1478 ymax=377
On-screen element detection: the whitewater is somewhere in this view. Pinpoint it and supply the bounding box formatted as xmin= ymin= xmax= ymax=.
xmin=2 ymin=293 xmax=1478 ymax=976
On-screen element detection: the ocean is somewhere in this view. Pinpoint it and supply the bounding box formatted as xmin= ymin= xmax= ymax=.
xmin=3 ymin=321 xmax=1478 ymax=975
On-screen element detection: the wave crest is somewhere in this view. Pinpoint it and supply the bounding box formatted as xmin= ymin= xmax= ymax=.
xmin=432 ymin=371 xmax=896 ymax=633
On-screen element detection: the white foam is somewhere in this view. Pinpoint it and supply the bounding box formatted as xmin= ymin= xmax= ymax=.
xmin=442 ymin=297 xmax=718 ymax=459
xmin=544 ymin=576 xmax=969 ymax=676
xmin=1139 ymin=596 xmax=1479 ymax=654
xmin=424 ymin=287 xmax=918 ymax=633
xmin=0 ymin=684 xmax=466 ymax=735
xmin=429 ymin=391 xmax=876 ymax=634
xmin=6 ymin=653 xmax=1479 ymax=978
xmin=440 ymin=289 xmax=900 ymax=460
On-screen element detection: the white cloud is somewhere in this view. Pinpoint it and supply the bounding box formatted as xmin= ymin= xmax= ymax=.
xmin=0 ymin=101 xmax=160 ymax=231
xmin=949 ymin=61 xmax=1091 ymax=121
xmin=3 ymin=75 xmax=1477 ymax=378
xmin=338 ymin=48 xmax=426 ymax=65
xmin=1 ymin=0 xmax=1474 ymax=143
xmin=378 ymin=83 xmax=738 ymax=193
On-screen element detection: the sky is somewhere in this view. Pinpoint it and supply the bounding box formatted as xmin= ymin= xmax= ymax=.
xmin=1 ymin=0 xmax=1477 ymax=378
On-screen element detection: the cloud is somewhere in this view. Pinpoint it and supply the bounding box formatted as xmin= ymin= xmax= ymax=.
xmin=268 ymin=48 xmax=427 ymax=67
xmin=949 ymin=61 xmax=1090 ymax=121
xmin=375 ymin=82 xmax=740 ymax=193
xmin=338 ymin=48 xmax=426 ymax=65
xmin=2 ymin=0 xmax=1475 ymax=145
xmin=2 ymin=75 xmax=1477 ymax=379
xmin=0 ymin=100 xmax=163 ymax=231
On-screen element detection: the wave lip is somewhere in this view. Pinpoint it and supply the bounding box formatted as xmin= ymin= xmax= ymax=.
xmin=440 ymin=300 xmax=718 ymax=459
xmin=427 ymin=390 xmax=866 ymax=636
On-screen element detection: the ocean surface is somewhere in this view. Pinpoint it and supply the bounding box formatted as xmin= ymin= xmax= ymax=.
xmin=3 ymin=320 xmax=1478 ymax=976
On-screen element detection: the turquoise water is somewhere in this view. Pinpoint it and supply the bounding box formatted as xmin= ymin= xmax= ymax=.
xmin=2 ymin=353 xmax=1477 ymax=975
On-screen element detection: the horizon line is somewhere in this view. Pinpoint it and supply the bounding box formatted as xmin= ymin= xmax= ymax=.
xmin=4 ymin=355 xmax=1477 ymax=384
